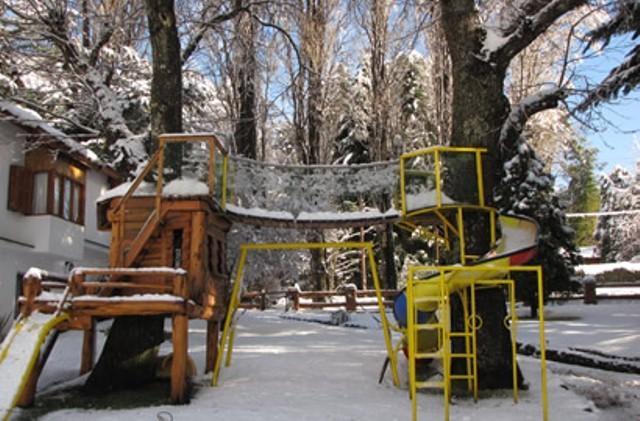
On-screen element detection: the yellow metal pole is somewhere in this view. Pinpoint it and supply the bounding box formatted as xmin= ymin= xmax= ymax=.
xmin=208 ymin=141 xmax=216 ymax=194
xmin=221 ymin=155 xmax=228 ymax=209
xmin=400 ymin=156 xmax=407 ymax=216
xmin=225 ymin=324 xmax=236 ymax=367
xmin=407 ymin=267 xmax=418 ymax=421
xmin=461 ymin=288 xmax=473 ymax=392
xmin=434 ymin=150 xmax=442 ymax=207
xmin=457 ymin=208 xmax=466 ymax=265
xmin=537 ymin=267 xmax=549 ymax=421
xmin=367 ymin=245 xmax=400 ymax=387
xmin=442 ymin=270 xmax=451 ymax=421
xmin=212 ymin=247 xmax=247 ymax=386
xmin=470 ymin=282 xmax=478 ymax=402
xmin=475 ymin=151 xmax=485 ymax=207
xmin=508 ymin=280 xmax=519 ymax=403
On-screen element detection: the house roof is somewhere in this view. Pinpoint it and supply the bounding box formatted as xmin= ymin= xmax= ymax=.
xmin=0 ymin=101 xmax=120 ymax=180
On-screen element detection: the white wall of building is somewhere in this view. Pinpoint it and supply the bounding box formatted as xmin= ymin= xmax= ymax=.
xmin=0 ymin=121 xmax=113 ymax=330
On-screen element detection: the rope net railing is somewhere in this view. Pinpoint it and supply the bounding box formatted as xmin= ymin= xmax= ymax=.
xmin=223 ymin=156 xmax=400 ymax=218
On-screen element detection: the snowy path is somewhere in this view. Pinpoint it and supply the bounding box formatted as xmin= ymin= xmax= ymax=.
xmin=16 ymin=310 xmax=623 ymax=420
xmin=518 ymin=301 xmax=640 ymax=358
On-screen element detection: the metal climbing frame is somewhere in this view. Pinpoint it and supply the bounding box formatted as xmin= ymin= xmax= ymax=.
xmin=403 ymin=265 xmax=548 ymax=421
xmin=211 ymin=241 xmax=400 ymax=388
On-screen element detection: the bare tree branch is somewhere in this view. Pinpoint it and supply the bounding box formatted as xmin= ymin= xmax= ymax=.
xmin=489 ymin=0 xmax=588 ymax=69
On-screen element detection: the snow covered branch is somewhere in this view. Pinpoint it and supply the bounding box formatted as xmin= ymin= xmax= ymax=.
xmin=483 ymin=0 xmax=587 ymax=68
xmin=499 ymin=86 xmax=567 ymax=149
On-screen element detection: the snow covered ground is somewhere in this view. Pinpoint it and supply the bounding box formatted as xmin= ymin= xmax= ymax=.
xmin=9 ymin=301 xmax=640 ymax=420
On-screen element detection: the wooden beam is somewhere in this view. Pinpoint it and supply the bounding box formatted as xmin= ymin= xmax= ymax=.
xmin=80 ymin=318 xmax=95 ymax=375
xmin=205 ymin=320 xmax=219 ymax=374
xmin=171 ymin=314 xmax=189 ymax=404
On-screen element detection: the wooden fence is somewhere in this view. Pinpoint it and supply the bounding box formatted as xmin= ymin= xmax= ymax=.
xmin=240 ymin=287 xmax=400 ymax=312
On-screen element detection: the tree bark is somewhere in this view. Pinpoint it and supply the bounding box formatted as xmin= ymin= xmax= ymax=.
xmin=436 ymin=0 xmax=516 ymax=389
xmin=87 ymin=0 xmax=183 ymax=393
xmin=234 ymin=11 xmax=258 ymax=159
xmin=145 ymin=0 xmax=183 ymax=176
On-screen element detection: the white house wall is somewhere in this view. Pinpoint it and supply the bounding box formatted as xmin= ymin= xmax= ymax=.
xmin=0 ymin=120 xmax=112 ymax=329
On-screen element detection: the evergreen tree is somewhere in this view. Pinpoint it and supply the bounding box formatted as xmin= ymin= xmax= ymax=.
xmin=596 ymin=162 xmax=640 ymax=261
xmin=495 ymin=137 xmax=581 ymax=312
xmin=561 ymin=139 xmax=600 ymax=246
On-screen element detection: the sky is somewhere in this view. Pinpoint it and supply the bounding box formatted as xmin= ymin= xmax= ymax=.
xmin=585 ymin=93 xmax=640 ymax=174
xmin=578 ymin=35 xmax=639 ymax=174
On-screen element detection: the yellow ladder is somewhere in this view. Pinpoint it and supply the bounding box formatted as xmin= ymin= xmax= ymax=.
xmin=407 ymin=270 xmax=452 ymax=421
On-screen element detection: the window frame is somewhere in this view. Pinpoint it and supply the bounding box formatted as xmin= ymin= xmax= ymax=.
xmin=30 ymin=170 xmax=85 ymax=225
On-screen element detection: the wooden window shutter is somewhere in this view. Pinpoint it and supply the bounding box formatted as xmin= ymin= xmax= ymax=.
xmin=8 ymin=165 xmax=33 ymax=214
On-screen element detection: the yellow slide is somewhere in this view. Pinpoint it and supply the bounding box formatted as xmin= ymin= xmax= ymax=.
xmin=412 ymin=214 xmax=538 ymax=312
xmin=0 ymin=312 xmax=68 ymax=421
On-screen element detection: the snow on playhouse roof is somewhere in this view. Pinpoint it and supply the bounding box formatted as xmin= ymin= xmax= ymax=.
xmin=96 ymin=178 xmax=210 ymax=203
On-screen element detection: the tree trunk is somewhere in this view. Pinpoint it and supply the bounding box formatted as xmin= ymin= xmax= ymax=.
xmin=87 ymin=0 xmax=183 ymax=393
xmin=437 ymin=0 xmax=520 ymax=389
xmin=145 ymin=0 xmax=183 ymax=177
xmin=85 ymin=316 xmax=165 ymax=392
xmin=234 ymin=12 xmax=257 ymax=159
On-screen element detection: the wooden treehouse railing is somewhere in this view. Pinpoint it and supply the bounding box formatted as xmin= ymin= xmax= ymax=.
xmin=111 ymin=133 xmax=228 ymax=267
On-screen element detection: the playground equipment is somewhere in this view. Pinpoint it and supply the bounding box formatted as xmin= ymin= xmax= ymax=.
xmin=1 ymin=133 xmax=547 ymax=421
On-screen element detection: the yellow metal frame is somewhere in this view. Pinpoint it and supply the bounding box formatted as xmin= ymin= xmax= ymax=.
xmin=399 ymin=146 xmax=488 ymax=218
xmin=404 ymin=265 xmax=547 ymax=421
xmin=212 ymin=241 xmax=400 ymax=388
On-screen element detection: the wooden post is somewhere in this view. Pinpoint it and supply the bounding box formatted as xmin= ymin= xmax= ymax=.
xmin=171 ymin=272 xmax=189 ymax=403
xmin=345 ymin=286 xmax=357 ymax=312
xmin=21 ymin=273 xmax=42 ymax=317
xmin=70 ymin=271 xmax=84 ymax=297
xmin=205 ymin=320 xmax=220 ymax=373
xmin=80 ymin=318 xmax=96 ymax=375
xmin=288 ymin=288 xmax=300 ymax=311
xmin=260 ymin=289 xmax=267 ymax=311
xmin=171 ymin=313 xmax=189 ymax=404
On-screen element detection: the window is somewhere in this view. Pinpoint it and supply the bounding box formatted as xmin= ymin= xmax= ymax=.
xmin=55 ymin=174 xmax=83 ymax=223
xmin=7 ymin=168 xmax=85 ymax=223
xmin=217 ymin=240 xmax=225 ymax=274
xmin=32 ymin=172 xmax=48 ymax=214
xmin=172 ymin=229 xmax=183 ymax=268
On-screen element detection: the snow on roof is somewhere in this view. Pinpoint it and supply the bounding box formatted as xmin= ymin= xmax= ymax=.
xmin=96 ymin=178 xmax=210 ymax=203
xmin=0 ymin=100 xmax=101 ymax=164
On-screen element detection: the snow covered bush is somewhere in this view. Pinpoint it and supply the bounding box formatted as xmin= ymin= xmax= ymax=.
xmin=495 ymin=137 xmax=580 ymax=308
xmin=596 ymin=162 xmax=640 ymax=262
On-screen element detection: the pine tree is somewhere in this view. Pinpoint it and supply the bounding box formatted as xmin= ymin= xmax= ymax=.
xmin=561 ymin=139 xmax=600 ymax=246
xmin=596 ymin=162 xmax=640 ymax=261
xmin=495 ymin=137 xmax=581 ymax=312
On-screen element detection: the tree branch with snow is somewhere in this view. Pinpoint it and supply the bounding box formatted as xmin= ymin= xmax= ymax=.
xmin=483 ymin=0 xmax=588 ymax=68
xmin=499 ymin=85 xmax=567 ymax=151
